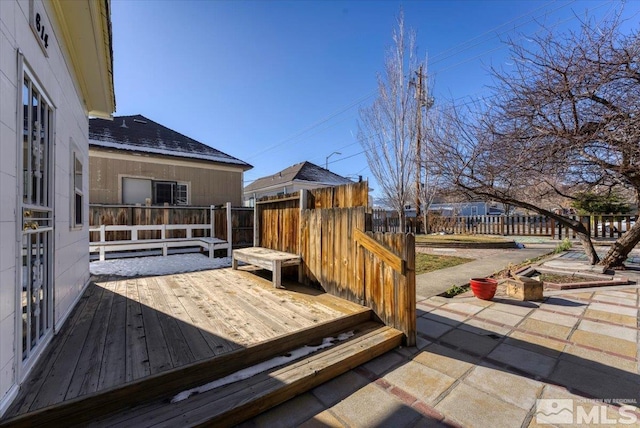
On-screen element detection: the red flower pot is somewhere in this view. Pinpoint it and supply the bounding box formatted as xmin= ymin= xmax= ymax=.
xmin=470 ymin=278 xmax=498 ymax=300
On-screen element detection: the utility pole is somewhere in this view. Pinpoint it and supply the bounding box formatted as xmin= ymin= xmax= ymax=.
xmin=414 ymin=64 xmax=424 ymax=233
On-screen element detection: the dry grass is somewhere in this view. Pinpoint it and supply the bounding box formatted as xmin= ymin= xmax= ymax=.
xmin=415 ymin=253 xmax=474 ymax=275
xmin=415 ymin=234 xmax=511 ymax=244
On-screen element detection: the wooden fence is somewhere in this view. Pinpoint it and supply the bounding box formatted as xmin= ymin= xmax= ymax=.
xmin=371 ymin=210 xmax=420 ymax=234
xmin=255 ymin=182 xmax=416 ymax=345
xmin=254 ymin=181 xmax=370 ymax=250
xmin=374 ymin=211 xmax=635 ymax=239
xmin=89 ymin=203 xmax=253 ymax=247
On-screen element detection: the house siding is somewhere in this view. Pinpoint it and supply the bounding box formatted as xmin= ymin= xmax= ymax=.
xmin=89 ymin=149 xmax=245 ymax=206
xmin=0 ymin=0 xmax=98 ymax=414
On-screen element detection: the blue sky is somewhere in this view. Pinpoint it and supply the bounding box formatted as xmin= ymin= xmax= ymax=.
xmin=110 ymin=0 xmax=639 ymax=199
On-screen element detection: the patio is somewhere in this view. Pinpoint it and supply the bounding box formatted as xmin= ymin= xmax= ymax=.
xmin=240 ymin=265 xmax=640 ymax=427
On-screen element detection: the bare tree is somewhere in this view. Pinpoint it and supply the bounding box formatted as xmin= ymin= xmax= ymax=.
xmin=436 ymin=14 xmax=640 ymax=269
xmin=358 ymin=12 xmax=418 ymax=232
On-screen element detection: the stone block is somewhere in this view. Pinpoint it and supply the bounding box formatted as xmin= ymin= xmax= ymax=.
xmin=506 ymin=276 xmax=543 ymax=301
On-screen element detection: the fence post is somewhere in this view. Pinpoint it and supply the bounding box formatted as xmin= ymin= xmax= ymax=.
xmin=298 ymin=190 xmax=308 ymax=278
xmin=214 ymin=205 xmax=216 ymax=238
xmin=226 ymin=202 xmax=232 ymax=257
xmin=254 ymin=202 xmax=260 ymax=247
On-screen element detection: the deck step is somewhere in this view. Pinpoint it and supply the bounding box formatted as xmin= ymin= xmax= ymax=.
xmin=90 ymin=321 xmax=403 ymax=427
xmin=0 ymin=309 xmax=396 ymax=427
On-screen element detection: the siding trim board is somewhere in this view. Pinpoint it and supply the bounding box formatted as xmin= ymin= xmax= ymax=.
xmin=89 ymin=147 xmax=246 ymax=173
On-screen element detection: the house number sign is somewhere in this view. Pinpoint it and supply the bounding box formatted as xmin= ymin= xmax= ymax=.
xmin=30 ymin=0 xmax=50 ymax=56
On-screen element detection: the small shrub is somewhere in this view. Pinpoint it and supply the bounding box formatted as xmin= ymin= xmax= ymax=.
xmin=442 ymin=284 xmax=469 ymax=298
xmin=554 ymin=238 xmax=572 ymax=253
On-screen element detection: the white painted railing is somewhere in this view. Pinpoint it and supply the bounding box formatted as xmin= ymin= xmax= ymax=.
xmin=90 ymin=204 xmax=233 ymax=261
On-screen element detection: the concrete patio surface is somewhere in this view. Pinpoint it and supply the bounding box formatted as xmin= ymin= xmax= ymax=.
xmin=241 ymin=247 xmax=640 ymax=428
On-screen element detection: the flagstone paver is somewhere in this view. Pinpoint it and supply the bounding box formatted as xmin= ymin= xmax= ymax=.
xmin=518 ymin=318 xmax=574 ymax=340
xmin=474 ymin=307 xmax=526 ymax=326
xmin=458 ymin=318 xmax=512 ymax=336
xmin=383 ymin=361 xmax=457 ymax=405
xmin=592 ymin=294 xmax=638 ymax=306
xmin=463 ymin=364 xmax=544 ymax=410
xmin=435 ymin=383 xmax=530 ymax=428
xmin=423 ymin=308 xmax=468 ymax=325
xmin=576 ymin=319 xmax=638 ymax=342
xmin=549 ymin=360 xmax=640 ymax=404
xmin=413 ymin=344 xmax=478 ymax=379
xmin=311 ymin=371 xmax=370 ymax=407
xmin=505 ymin=330 xmax=566 ymax=357
xmin=569 ymin=330 xmax=637 ymax=358
xmin=561 ymin=344 xmax=638 ymax=374
xmin=538 ymin=298 xmax=588 ymax=316
xmin=328 ymin=383 xmax=423 ymax=428
xmin=441 ymin=302 xmax=486 ymax=315
xmin=489 ymin=300 xmax=538 ymax=316
xmin=487 ymin=343 xmax=557 ymax=378
xmin=239 ymin=392 xmax=326 ymax=428
xmin=583 ymin=308 xmax=638 ymax=326
xmin=298 ymin=410 xmax=345 ymax=428
xmin=589 ymin=301 xmax=638 ymax=317
xmin=529 ymin=309 xmax=581 ymax=328
xmin=417 ymin=318 xmax=454 ymax=339
xmin=438 ymin=329 xmax=501 ymax=357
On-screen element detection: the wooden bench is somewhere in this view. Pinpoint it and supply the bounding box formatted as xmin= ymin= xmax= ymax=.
xmin=232 ymin=247 xmax=301 ymax=288
xmin=90 ymin=237 xmax=230 ymax=261
xmin=89 ymin=223 xmax=231 ymax=261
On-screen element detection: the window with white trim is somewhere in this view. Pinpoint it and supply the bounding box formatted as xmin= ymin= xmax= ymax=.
xmin=72 ymin=151 xmax=83 ymax=227
xmin=175 ymin=183 xmax=188 ymax=205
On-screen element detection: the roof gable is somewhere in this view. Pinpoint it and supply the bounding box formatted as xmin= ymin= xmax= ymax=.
xmin=89 ymin=115 xmax=252 ymax=169
xmin=245 ymin=161 xmax=352 ymax=192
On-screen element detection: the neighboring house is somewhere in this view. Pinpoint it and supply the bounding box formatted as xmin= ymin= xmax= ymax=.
xmin=429 ymin=201 xmax=505 ymax=217
xmin=0 ymin=0 xmax=115 ymax=415
xmin=243 ymin=161 xmax=353 ymax=206
xmin=89 ymin=115 xmax=252 ymax=207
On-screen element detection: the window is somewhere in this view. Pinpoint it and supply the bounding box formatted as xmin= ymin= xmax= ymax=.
xmin=153 ymin=181 xmax=174 ymax=204
xmin=175 ymin=183 xmax=188 ymax=205
xmin=152 ymin=181 xmax=188 ymax=205
xmin=71 ymin=151 xmax=84 ymax=227
xmin=123 ymin=178 xmax=188 ymax=205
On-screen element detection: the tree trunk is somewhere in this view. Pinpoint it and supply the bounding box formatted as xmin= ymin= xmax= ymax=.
xmin=600 ymin=222 xmax=640 ymax=269
xmin=576 ymin=230 xmax=600 ymax=265
xmin=398 ymin=209 xmax=406 ymax=233
xmin=422 ymin=211 xmax=429 ymax=234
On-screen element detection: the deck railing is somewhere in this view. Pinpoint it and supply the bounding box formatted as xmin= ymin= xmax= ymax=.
xmin=89 ymin=203 xmax=253 ymax=247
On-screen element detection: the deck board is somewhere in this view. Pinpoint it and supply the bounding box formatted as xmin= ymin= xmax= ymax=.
xmin=4 ymin=267 xmax=357 ymax=419
xmin=29 ymin=282 xmax=106 ymax=410
xmin=97 ymin=280 xmax=127 ymax=390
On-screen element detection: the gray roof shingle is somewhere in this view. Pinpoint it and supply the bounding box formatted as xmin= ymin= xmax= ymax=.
xmin=89 ymin=114 xmax=252 ymax=170
xmin=244 ymin=161 xmax=352 ymax=193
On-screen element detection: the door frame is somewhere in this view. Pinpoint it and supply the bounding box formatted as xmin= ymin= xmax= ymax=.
xmin=16 ymin=55 xmax=56 ymax=381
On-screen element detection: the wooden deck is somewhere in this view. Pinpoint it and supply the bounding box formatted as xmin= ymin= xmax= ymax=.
xmin=4 ymin=267 xmax=367 ymax=420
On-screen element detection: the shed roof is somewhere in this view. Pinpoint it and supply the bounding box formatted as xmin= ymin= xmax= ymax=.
xmin=89 ymin=115 xmax=252 ymax=170
xmin=244 ymin=161 xmax=352 ymax=193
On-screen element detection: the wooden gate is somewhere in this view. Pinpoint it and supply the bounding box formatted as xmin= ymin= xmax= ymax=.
xmin=300 ymin=207 xmax=416 ymax=345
